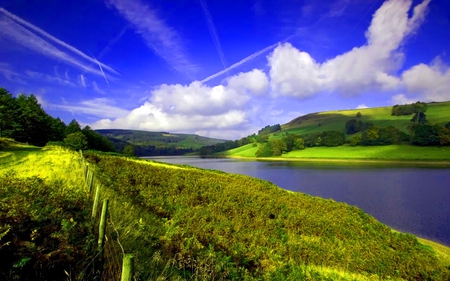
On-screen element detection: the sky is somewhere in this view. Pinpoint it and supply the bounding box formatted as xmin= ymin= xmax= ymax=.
xmin=1 ymin=0 xmax=450 ymax=139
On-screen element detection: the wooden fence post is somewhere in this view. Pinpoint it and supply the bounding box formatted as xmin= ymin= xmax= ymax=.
xmin=121 ymin=254 xmax=134 ymax=281
xmin=88 ymin=172 xmax=95 ymax=193
xmin=92 ymin=184 xmax=101 ymax=220
xmin=98 ymin=199 xmax=109 ymax=252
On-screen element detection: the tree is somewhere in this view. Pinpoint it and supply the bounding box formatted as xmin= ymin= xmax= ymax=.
xmin=65 ymin=119 xmax=81 ymax=136
xmin=48 ymin=117 xmax=66 ymax=142
xmin=64 ymin=132 xmax=88 ymax=150
xmin=255 ymin=142 xmax=272 ymax=157
xmin=411 ymin=124 xmax=441 ymax=146
xmin=349 ymin=135 xmax=361 ymax=146
xmin=320 ymin=131 xmax=345 ymax=147
xmin=410 ymin=112 xmax=427 ymax=124
xmin=293 ymin=138 xmax=305 ymax=150
xmin=82 ymin=126 xmax=115 ymax=152
xmin=0 ymin=88 xmax=19 ymax=138
xmin=270 ymin=140 xmax=287 ymax=156
xmin=13 ymin=94 xmax=52 ymax=146
xmin=123 ymin=144 xmax=135 ymax=156
xmin=356 ymin=112 xmax=362 ymax=118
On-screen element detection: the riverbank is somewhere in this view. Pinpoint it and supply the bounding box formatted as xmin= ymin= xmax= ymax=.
xmin=217 ymin=144 xmax=450 ymax=165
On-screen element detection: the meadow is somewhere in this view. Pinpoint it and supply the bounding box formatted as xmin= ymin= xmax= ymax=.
xmin=2 ymin=141 xmax=450 ymax=280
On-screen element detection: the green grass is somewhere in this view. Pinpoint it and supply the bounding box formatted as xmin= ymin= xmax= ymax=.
xmin=3 ymin=142 xmax=450 ymax=280
xmin=84 ymin=152 xmax=450 ymax=280
xmin=282 ymin=145 xmax=450 ymax=161
xmin=217 ymin=143 xmax=259 ymax=157
xmin=223 ymin=144 xmax=450 ymax=162
xmin=280 ymin=101 xmax=450 ymax=137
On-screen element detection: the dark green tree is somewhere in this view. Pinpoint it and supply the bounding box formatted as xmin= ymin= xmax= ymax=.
xmin=0 ymin=88 xmax=19 ymax=138
xmin=411 ymin=124 xmax=441 ymax=146
xmin=48 ymin=117 xmax=66 ymax=142
xmin=270 ymin=139 xmax=287 ymax=156
xmin=81 ymin=126 xmax=115 ymax=152
xmin=65 ymin=119 xmax=81 ymax=136
xmin=64 ymin=132 xmax=88 ymax=150
xmin=13 ymin=94 xmax=52 ymax=146
xmin=356 ymin=112 xmax=362 ymax=117
xmin=410 ymin=112 xmax=427 ymax=124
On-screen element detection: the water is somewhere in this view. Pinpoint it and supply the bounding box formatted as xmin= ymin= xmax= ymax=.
xmin=145 ymin=156 xmax=450 ymax=246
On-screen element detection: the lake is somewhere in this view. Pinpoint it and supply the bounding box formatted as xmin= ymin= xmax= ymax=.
xmin=145 ymin=156 xmax=450 ymax=246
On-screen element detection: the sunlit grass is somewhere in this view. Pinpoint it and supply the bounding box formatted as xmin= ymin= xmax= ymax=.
xmin=223 ymin=144 xmax=450 ymax=162
xmin=0 ymin=143 xmax=86 ymax=191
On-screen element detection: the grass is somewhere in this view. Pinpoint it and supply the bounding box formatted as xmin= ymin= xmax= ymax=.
xmin=85 ymin=151 xmax=450 ymax=280
xmin=3 ymin=140 xmax=450 ymax=280
xmin=279 ymin=101 xmax=450 ymax=137
xmin=222 ymin=144 xmax=450 ymax=163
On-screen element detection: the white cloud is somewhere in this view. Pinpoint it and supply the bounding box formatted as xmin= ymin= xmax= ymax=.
xmin=268 ymin=0 xmax=429 ymax=97
xmin=0 ymin=63 xmax=27 ymax=84
xmin=53 ymin=98 xmax=129 ymax=119
xmin=226 ymin=69 xmax=269 ymax=95
xmin=79 ymin=74 xmax=87 ymax=88
xmin=401 ymin=58 xmax=450 ymax=102
xmin=391 ymin=93 xmax=418 ymax=105
xmin=356 ymin=104 xmax=369 ymax=109
xmin=105 ymin=0 xmax=197 ymax=75
xmin=87 ymin=69 xmax=271 ymax=137
xmin=25 ymin=70 xmax=76 ymax=87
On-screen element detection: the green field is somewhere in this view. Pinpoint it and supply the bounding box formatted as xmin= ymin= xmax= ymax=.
xmin=221 ymin=101 xmax=450 ymax=161
xmin=278 ymin=101 xmax=450 ymax=137
xmin=2 ymin=141 xmax=450 ymax=280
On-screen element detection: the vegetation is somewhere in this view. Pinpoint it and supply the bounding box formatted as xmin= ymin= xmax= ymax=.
xmin=216 ymin=101 xmax=450 ymax=160
xmin=96 ymin=129 xmax=226 ymax=156
xmin=2 ymin=141 xmax=450 ymax=280
xmin=0 ymin=143 xmax=96 ymax=280
xmin=391 ymin=101 xmax=427 ymax=116
xmin=258 ymin=124 xmax=281 ymax=135
xmin=0 ymin=87 xmax=115 ymax=153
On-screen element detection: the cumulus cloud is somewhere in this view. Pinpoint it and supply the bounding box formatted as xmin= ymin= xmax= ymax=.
xmin=89 ymin=69 xmax=271 ymax=137
xmin=401 ymin=58 xmax=450 ymax=102
xmin=356 ymin=104 xmax=369 ymax=109
xmin=268 ymin=0 xmax=429 ymax=97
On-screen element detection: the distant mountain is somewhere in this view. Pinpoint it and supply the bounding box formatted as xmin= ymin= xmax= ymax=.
xmin=95 ymin=129 xmax=226 ymax=156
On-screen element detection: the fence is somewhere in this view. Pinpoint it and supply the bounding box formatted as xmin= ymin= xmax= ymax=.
xmin=80 ymin=150 xmax=134 ymax=281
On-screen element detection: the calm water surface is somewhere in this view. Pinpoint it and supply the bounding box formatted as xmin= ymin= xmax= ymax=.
xmin=145 ymin=156 xmax=450 ymax=246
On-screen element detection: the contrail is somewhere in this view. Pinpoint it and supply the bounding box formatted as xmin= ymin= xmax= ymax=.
xmin=200 ymin=0 xmax=228 ymax=69
xmin=0 ymin=7 xmax=118 ymax=75
xmin=200 ymin=42 xmax=279 ymax=83
xmin=93 ymin=55 xmax=109 ymax=85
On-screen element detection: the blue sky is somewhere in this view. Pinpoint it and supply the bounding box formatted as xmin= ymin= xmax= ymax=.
xmin=1 ymin=0 xmax=449 ymax=139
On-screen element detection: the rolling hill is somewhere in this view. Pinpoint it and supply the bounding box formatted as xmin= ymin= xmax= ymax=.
xmin=219 ymin=101 xmax=450 ymax=160
xmin=281 ymin=101 xmax=450 ymax=136
xmin=96 ymin=129 xmax=226 ymax=156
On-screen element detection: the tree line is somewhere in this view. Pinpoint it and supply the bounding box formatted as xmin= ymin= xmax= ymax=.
xmin=0 ymin=87 xmax=123 ymax=153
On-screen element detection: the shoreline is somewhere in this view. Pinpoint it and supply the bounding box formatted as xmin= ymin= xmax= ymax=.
xmin=217 ymin=155 xmax=450 ymax=166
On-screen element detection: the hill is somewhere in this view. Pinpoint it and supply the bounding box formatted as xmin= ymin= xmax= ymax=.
xmin=1 ymin=142 xmax=450 ymax=280
xmin=219 ymin=101 xmax=450 ymax=160
xmin=96 ymin=129 xmax=226 ymax=156
xmin=281 ymin=101 xmax=450 ymax=135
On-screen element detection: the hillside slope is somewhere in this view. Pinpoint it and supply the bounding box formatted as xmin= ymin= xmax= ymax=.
xmin=96 ymin=129 xmax=226 ymax=156
xmin=282 ymin=101 xmax=450 ymax=135
xmin=2 ymin=142 xmax=450 ymax=280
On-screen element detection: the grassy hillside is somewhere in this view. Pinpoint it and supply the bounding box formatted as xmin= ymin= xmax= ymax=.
xmin=221 ymin=101 xmax=450 ymax=160
xmin=2 ymin=141 xmax=450 ymax=280
xmin=96 ymin=129 xmax=226 ymax=150
xmin=280 ymin=101 xmax=450 ymax=136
